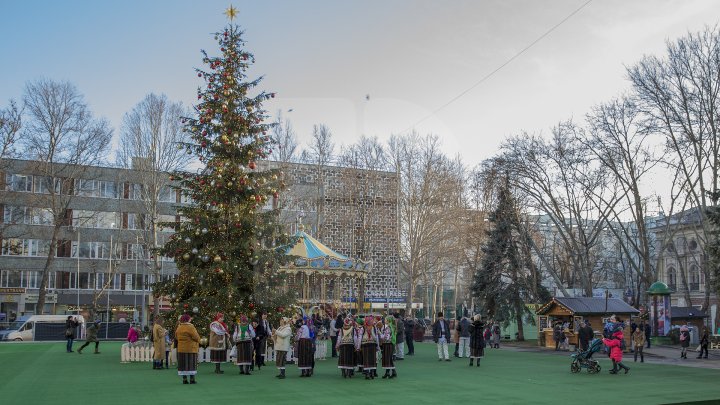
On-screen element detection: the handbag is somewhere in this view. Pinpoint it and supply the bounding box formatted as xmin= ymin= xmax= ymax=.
xmin=65 ymin=328 xmax=73 ymax=338
xmin=695 ymin=344 xmax=702 ymax=352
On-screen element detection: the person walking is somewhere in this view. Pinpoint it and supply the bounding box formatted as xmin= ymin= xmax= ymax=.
xmin=152 ymin=316 xmax=167 ymax=370
xmin=603 ymin=326 xmax=629 ymax=374
xmin=492 ymin=322 xmax=501 ymax=349
xmin=679 ymin=325 xmax=690 ymax=359
xmin=644 ymin=321 xmax=651 ymax=348
xmin=578 ymin=320 xmax=594 ymax=352
xmin=77 ymin=320 xmax=101 ymax=354
xmin=175 ymin=314 xmax=201 ymax=384
xmin=404 ymin=316 xmax=415 ymax=356
xmin=65 ymin=316 xmax=80 ymax=353
xmin=234 ymin=315 xmax=256 ymax=375
xmin=209 ymin=313 xmax=229 ymax=374
xmin=553 ymin=323 xmax=563 ymax=351
xmin=697 ymin=327 xmax=709 ymax=359
xmin=432 ymin=312 xmax=451 ymax=361
xmin=468 ymin=315 xmax=485 ymax=367
xmin=380 ymin=316 xmax=397 ymax=379
xmin=273 ymin=317 xmax=292 ymax=379
xmin=632 ymin=324 xmax=645 ymax=362
xmin=457 ymin=316 xmax=471 ymax=358
xmin=394 ymin=313 xmax=405 ymax=360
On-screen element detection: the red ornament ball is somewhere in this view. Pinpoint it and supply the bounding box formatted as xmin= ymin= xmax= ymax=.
xmin=197 ymin=73 xmax=202 ymax=77
xmin=249 ymin=303 xmax=254 ymax=309
xmin=248 ymin=161 xmax=256 ymax=170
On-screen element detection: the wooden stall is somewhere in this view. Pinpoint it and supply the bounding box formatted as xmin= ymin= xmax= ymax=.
xmin=536 ymin=297 xmax=640 ymax=350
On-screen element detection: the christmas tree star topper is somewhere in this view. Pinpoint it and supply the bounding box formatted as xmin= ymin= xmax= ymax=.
xmin=224 ymin=5 xmax=238 ymax=21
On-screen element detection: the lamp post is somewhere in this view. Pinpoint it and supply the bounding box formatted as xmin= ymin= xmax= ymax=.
xmin=76 ymin=228 xmax=80 ymax=313
xmin=105 ymin=223 xmax=115 ymax=338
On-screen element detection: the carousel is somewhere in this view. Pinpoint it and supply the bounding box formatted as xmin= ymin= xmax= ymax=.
xmin=279 ymin=227 xmax=371 ymax=314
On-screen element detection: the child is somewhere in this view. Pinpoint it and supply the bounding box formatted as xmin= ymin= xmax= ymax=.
xmin=603 ymin=327 xmax=629 ymax=374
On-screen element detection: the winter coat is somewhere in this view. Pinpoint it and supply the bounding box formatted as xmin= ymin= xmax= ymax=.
xmin=86 ymin=323 xmax=99 ymax=342
xmin=127 ymin=326 xmax=139 ymax=343
xmin=632 ymin=329 xmax=645 ymax=348
xmin=578 ymin=325 xmax=594 ymax=345
xmin=469 ymin=321 xmax=486 ymax=350
xmin=395 ymin=316 xmax=405 ymax=341
xmin=175 ymin=322 xmax=201 ymax=353
xmin=152 ymin=324 xmax=166 ymax=360
xmin=603 ymin=332 xmax=624 ymax=362
xmin=680 ymin=330 xmax=690 ymax=348
xmin=457 ymin=318 xmax=471 ymax=338
xmin=65 ymin=319 xmax=79 ymax=339
xmin=432 ymin=319 xmax=451 ymax=343
xmin=274 ymin=325 xmax=292 ymax=352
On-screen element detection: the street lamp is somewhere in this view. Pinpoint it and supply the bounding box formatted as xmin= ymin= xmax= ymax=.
xmin=105 ymin=223 xmax=115 ymax=338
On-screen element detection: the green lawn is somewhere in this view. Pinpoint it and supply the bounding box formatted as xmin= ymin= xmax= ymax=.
xmin=0 ymin=342 xmax=718 ymax=405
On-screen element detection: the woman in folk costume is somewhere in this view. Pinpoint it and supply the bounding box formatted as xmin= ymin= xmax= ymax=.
xmin=209 ymin=313 xmax=230 ymax=374
xmin=273 ymin=317 xmax=292 ymax=379
xmin=152 ymin=316 xmax=167 ymax=370
xmin=469 ymin=315 xmax=486 ymax=367
xmin=233 ymin=315 xmax=256 ymax=375
xmin=380 ymin=315 xmax=397 ymax=379
xmin=361 ymin=315 xmax=380 ymax=380
xmin=336 ymin=317 xmax=359 ymax=378
xmin=175 ymin=314 xmax=201 ymax=384
xmin=354 ymin=317 xmax=365 ymax=373
xmin=296 ymin=316 xmax=314 ymax=377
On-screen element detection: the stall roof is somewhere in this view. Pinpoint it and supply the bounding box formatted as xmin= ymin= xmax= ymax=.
xmin=537 ymin=297 xmax=640 ymax=315
xmin=670 ymin=306 xmax=708 ymax=319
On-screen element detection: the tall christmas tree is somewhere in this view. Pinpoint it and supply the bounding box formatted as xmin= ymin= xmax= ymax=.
xmin=155 ymin=8 xmax=297 ymax=337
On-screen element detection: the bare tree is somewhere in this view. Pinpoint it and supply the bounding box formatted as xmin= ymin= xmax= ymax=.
xmin=300 ymin=124 xmax=334 ymax=238
xmin=627 ymin=26 xmax=720 ymax=310
xmin=117 ymin=93 xmax=189 ymax=321
xmin=21 ymin=78 xmax=112 ymax=314
xmin=269 ymin=111 xmax=298 ymax=164
xmin=0 ymin=100 xmax=22 ymax=162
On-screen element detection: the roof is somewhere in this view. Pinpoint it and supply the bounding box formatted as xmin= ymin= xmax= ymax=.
xmin=282 ymin=230 xmax=370 ymax=273
xmin=537 ymin=297 xmax=640 ymax=315
xmin=647 ymin=281 xmax=672 ymax=295
xmin=671 ymin=307 xmax=708 ymax=319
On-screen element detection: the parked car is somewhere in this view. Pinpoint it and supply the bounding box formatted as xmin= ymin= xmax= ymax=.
xmin=0 ymin=315 xmax=85 ymax=341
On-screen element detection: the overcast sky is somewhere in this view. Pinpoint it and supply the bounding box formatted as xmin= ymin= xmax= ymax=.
xmin=2 ymin=0 xmax=720 ymax=169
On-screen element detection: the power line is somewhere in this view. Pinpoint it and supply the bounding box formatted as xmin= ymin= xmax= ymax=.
xmin=399 ymin=0 xmax=593 ymax=134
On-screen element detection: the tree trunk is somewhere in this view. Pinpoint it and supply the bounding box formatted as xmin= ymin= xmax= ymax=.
xmin=36 ymin=225 xmax=61 ymax=315
xmin=516 ymin=310 xmax=525 ymax=341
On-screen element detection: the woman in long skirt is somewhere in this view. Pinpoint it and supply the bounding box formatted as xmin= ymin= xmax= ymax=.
xmin=380 ymin=316 xmax=397 ymax=378
xmin=233 ymin=315 xmax=255 ymax=375
xmin=175 ymin=314 xmax=201 ymax=384
xmin=354 ymin=317 xmax=364 ymax=374
xmin=296 ymin=317 xmax=314 ymax=377
xmin=337 ymin=317 xmax=358 ymax=378
xmin=361 ymin=316 xmax=379 ymax=380
xmin=469 ymin=315 xmax=486 ymax=367
xmin=209 ymin=313 xmax=229 ymax=374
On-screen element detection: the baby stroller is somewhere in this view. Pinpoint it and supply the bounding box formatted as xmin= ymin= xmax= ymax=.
xmin=570 ymin=338 xmax=602 ymax=374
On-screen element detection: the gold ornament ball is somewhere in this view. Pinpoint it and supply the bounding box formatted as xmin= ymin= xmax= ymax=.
xmin=214 ymin=255 xmax=222 ymax=263
xmin=182 ymin=253 xmax=191 ymax=261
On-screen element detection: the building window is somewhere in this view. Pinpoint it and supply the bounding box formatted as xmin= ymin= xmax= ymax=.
xmin=76 ymin=179 xmax=97 ymax=197
xmin=5 ymin=174 xmax=33 ymax=192
xmin=690 ymin=265 xmax=700 ymax=291
xmin=159 ymin=186 xmax=176 ymax=202
xmin=99 ymin=181 xmax=117 ymax=199
xmin=689 ymin=239 xmax=698 ymax=251
xmin=23 ymin=271 xmax=39 ymax=289
xmin=1 ymin=238 xmax=23 ymax=255
xmin=667 ymin=267 xmax=676 ymax=290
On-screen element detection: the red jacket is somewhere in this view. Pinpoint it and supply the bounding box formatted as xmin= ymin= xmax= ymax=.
xmin=603 ymin=332 xmax=623 ymax=362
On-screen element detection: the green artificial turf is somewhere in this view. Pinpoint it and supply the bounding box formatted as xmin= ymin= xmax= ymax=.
xmin=0 ymin=342 xmax=718 ymax=405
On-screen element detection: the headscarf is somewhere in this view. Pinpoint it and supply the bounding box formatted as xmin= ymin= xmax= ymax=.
xmin=179 ymin=314 xmax=191 ymax=323
xmin=214 ymin=312 xmax=228 ymax=333
xmin=364 ymin=316 xmax=375 ymax=337
xmin=385 ymin=316 xmax=396 ymax=345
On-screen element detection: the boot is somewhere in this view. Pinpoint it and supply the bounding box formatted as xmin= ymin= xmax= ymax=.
xmin=476 ymin=360 xmax=480 ymax=367
xmin=391 ymin=369 xmax=397 ymax=378
xmin=278 ymin=369 xmax=286 ymax=379
xmin=640 ymin=354 xmax=644 ymax=363
xmin=619 ymin=362 xmax=629 ymax=374
xmin=634 ymin=352 xmax=638 ymax=362
xmin=182 ymin=376 xmax=189 ymax=384
xmin=609 ymin=361 xmax=618 ymax=374
xmin=469 ymin=359 xmax=474 ymax=366
xmin=94 ymin=348 xmax=100 ymax=354
xmin=190 ymin=375 xmax=196 ymax=384
xmin=239 ymin=366 xmax=245 ymax=375
xmin=364 ymin=371 xmax=370 ymax=380
xmin=215 ymin=363 xmax=224 ymax=374
xmin=382 ymin=370 xmax=390 ymax=379
xmin=245 ymin=365 xmax=252 ymax=375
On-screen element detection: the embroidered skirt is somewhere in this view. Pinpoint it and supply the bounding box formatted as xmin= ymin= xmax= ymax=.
xmin=471 ymin=346 xmax=484 ymax=359
xmin=381 ymin=342 xmax=395 ymax=369
xmin=177 ymin=352 xmax=198 ymax=376
xmin=210 ymin=349 xmax=227 ymax=363
xmin=361 ymin=343 xmax=377 ymax=370
xmin=297 ymin=338 xmax=314 ymax=370
xmin=338 ymin=344 xmax=355 ymax=369
xmin=275 ymin=350 xmax=287 ymax=369
xmin=236 ymin=340 xmax=253 ymax=366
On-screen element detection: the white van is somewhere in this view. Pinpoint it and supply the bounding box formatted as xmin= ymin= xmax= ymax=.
xmin=0 ymin=315 xmax=85 ymax=341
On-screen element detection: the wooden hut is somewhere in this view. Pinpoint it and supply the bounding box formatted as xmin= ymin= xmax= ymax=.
xmin=671 ymin=306 xmax=709 ymax=334
xmin=536 ymin=297 xmax=640 ymax=349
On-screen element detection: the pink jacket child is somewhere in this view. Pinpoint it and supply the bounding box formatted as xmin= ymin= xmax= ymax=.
xmin=127 ymin=325 xmax=139 ymax=344
xmin=603 ymin=331 xmax=629 ymax=374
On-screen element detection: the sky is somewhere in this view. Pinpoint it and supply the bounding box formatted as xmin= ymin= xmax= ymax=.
xmin=2 ymin=0 xmax=720 ymax=169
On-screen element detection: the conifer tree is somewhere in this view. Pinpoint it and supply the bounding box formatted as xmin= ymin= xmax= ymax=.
xmin=155 ymin=18 xmax=296 ymax=336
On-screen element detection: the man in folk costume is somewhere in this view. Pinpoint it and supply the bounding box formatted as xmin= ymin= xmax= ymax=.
xmin=152 ymin=316 xmax=167 ymax=370
xmin=336 ymin=316 xmax=359 ymax=378
xmin=361 ymin=315 xmax=379 ymax=380
xmin=209 ymin=313 xmax=230 ymax=374
xmin=468 ymin=315 xmax=486 ymax=367
xmin=273 ymin=317 xmax=292 ymax=379
xmin=296 ymin=316 xmax=314 ymax=377
xmin=233 ymin=315 xmax=256 ymax=375
xmin=380 ymin=315 xmax=397 ymax=379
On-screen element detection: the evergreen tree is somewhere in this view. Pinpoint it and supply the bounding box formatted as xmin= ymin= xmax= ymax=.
xmin=472 ymin=176 xmax=549 ymax=340
xmin=154 ymin=20 xmax=296 ymax=337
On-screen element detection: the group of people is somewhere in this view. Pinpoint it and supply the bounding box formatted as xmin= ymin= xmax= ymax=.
xmin=64 ymin=315 xmax=102 ymax=355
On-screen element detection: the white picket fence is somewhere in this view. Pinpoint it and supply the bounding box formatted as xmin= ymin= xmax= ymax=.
xmin=120 ymin=343 xmax=297 ymax=364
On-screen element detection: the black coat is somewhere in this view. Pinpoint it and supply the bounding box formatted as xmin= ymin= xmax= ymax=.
xmin=578 ymin=325 xmax=594 ymax=343
xmin=432 ymin=319 xmax=451 ymax=343
xmin=65 ymin=319 xmax=79 ymax=339
xmin=469 ymin=321 xmax=486 ymax=349
xmin=395 ymin=316 xmax=405 ymax=341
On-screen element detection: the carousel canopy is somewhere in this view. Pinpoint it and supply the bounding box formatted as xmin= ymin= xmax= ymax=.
xmin=284 ymin=230 xmax=370 ymax=272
